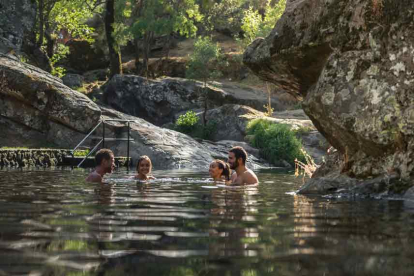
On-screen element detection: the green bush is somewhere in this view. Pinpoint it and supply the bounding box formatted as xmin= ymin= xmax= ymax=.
xmin=174 ymin=111 xmax=217 ymax=140
xmin=192 ymin=120 xmax=217 ymax=140
xmin=73 ymin=149 xmax=90 ymax=157
xmin=175 ymin=111 xmax=199 ymax=134
xmin=246 ymin=119 xmax=305 ymax=165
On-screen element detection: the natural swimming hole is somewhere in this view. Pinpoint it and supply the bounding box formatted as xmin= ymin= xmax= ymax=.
xmin=1 ymin=168 xmax=414 ymax=275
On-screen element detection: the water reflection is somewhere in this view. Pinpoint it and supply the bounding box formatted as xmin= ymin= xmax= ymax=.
xmin=1 ymin=169 xmax=414 ymax=275
xmin=208 ymin=187 xmax=260 ymax=260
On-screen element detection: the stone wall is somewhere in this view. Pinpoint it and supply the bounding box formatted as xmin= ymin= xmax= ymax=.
xmin=0 ymin=149 xmax=72 ymax=167
xmin=0 ymin=149 xmax=131 ymax=168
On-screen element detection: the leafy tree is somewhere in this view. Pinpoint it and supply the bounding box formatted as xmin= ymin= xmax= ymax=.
xmin=186 ymin=36 xmax=225 ymax=125
xmin=240 ymin=0 xmax=286 ymax=47
xmin=34 ymin=0 xmax=100 ymax=75
xmin=202 ymin=0 xmax=245 ymax=34
xmin=126 ymin=0 xmax=202 ymax=77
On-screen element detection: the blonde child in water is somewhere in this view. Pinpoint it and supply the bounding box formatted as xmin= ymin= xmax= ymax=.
xmin=135 ymin=155 xmax=155 ymax=181
xmin=209 ymin=159 xmax=231 ymax=185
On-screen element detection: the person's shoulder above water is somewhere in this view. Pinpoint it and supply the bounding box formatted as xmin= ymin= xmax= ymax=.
xmin=227 ymin=146 xmax=259 ymax=186
xmin=86 ymin=148 xmax=115 ymax=183
xmin=232 ymin=169 xmax=259 ymax=185
xmin=86 ymin=170 xmax=102 ymax=183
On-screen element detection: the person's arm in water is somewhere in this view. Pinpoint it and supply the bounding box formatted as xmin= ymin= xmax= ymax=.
xmin=229 ymin=172 xmax=237 ymax=185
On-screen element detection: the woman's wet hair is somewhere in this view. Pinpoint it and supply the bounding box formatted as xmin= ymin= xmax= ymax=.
xmin=214 ymin=159 xmax=231 ymax=181
xmin=136 ymin=155 xmax=152 ymax=173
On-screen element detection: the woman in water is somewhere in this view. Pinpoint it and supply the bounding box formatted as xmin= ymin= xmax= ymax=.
xmin=209 ymin=159 xmax=231 ymax=184
xmin=135 ymin=155 xmax=155 ymax=181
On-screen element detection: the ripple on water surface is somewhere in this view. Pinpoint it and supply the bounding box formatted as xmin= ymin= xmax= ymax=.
xmin=1 ymin=168 xmax=414 ymax=275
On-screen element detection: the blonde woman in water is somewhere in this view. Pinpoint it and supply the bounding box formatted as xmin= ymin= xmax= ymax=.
xmin=135 ymin=155 xmax=155 ymax=181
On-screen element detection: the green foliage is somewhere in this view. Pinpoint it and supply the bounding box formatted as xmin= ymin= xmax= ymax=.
xmin=246 ymin=119 xmax=304 ymax=165
xmin=186 ymin=36 xmax=225 ymax=83
xmin=127 ymin=0 xmax=202 ymax=39
xmin=73 ymin=149 xmax=90 ymax=157
xmin=174 ymin=111 xmax=217 ymax=140
xmin=50 ymin=0 xmax=96 ymax=43
xmin=239 ymin=0 xmax=286 ymax=47
xmin=175 ymin=111 xmax=199 ymax=133
xmin=192 ymin=120 xmax=217 ymax=140
xmin=51 ymin=66 xmax=66 ymax=78
xmin=202 ymin=0 xmax=246 ymax=34
xmin=50 ymin=44 xmax=70 ymax=78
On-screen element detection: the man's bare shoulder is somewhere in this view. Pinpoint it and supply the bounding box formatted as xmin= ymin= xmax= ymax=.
xmin=241 ymin=169 xmax=259 ymax=185
xmin=86 ymin=171 xmax=102 ymax=183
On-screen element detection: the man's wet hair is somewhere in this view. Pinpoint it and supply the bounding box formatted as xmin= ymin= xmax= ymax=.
xmin=95 ymin=149 xmax=114 ymax=166
xmin=229 ymin=146 xmax=247 ymax=165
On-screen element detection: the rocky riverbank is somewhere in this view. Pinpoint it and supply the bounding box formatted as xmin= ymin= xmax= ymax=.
xmin=244 ymin=0 xmax=414 ymax=196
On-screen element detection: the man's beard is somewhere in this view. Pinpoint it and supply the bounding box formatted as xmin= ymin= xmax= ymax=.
xmin=230 ymin=160 xmax=238 ymax=170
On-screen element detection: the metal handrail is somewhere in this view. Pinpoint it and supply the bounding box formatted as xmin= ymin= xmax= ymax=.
xmin=77 ymin=139 xmax=103 ymax=167
xmin=72 ymin=119 xmax=136 ymax=168
xmin=72 ymin=121 xmax=102 ymax=154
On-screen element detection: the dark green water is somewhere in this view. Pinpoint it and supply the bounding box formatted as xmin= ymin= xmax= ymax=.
xmin=1 ymin=168 xmax=414 ymax=276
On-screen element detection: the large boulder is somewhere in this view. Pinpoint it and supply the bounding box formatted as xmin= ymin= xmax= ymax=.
xmin=0 ymin=55 xmax=102 ymax=147
xmin=244 ymin=0 xmax=414 ymax=194
xmin=96 ymin=107 xmax=271 ymax=170
xmin=103 ymin=75 xmax=290 ymax=125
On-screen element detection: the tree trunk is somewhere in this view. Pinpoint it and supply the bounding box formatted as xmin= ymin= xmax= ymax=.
xmin=105 ymin=0 xmax=122 ymax=78
xmin=202 ymin=80 xmax=208 ymax=126
xmin=44 ymin=22 xmax=54 ymax=58
xmin=164 ymin=34 xmax=171 ymax=60
xmin=37 ymin=0 xmax=44 ymax=47
xmin=142 ymin=31 xmax=153 ymax=79
xmin=132 ymin=0 xmax=143 ymax=74
xmin=134 ymin=38 xmax=141 ymax=73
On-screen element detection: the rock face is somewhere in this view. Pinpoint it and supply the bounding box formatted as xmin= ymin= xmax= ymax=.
xmin=103 ymin=75 xmax=289 ymax=125
xmin=97 ymin=107 xmax=270 ymax=170
xmin=0 ymin=0 xmax=36 ymax=55
xmin=244 ymin=0 xmax=414 ymax=194
xmin=62 ymin=74 xmax=84 ymax=89
xmin=0 ymin=55 xmax=102 ymax=147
